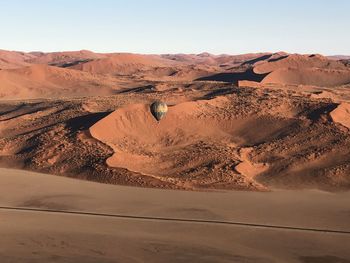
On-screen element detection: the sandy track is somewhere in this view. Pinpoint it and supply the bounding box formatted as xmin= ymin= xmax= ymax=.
xmin=1 ymin=206 xmax=349 ymax=235
xmin=1 ymin=168 xmax=350 ymax=262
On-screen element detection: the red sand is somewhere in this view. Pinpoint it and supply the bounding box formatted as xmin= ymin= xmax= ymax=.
xmin=330 ymin=103 xmax=350 ymax=129
xmin=0 ymin=49 xmax=350 ymax=191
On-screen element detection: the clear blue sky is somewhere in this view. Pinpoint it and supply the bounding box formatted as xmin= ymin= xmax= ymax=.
xmin=0 ymin=0 xmax=349 ymax=55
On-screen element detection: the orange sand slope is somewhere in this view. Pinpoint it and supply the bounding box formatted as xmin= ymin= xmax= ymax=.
xmin=27 ymin=50 xmax=106 ymax=66
xmin=0 ymin=49 xmax=35 ymax=69
xmin=0 ymin=168 xmax=350 ymax=263
xmin=89 ymin=97 xmax=298 ymax=190
xmin=70 ymin=53 xmax=181 ymax=75
xmin=0 ymin=64 xmax=120 ymax=99
xmin=90 ymin=99 xmax=242 ymax=177
xmin=88 ymin=90 xmax=350 ymax=191
xmin=253 ymin=54 xmax=347 ymax=73
xmin=330 ymin=103 xmax=350 ymax=129
xmin=261 ymin=68 xmax=350 ymax=86
xmin=254 ymin=54 xmax=350 ymax=87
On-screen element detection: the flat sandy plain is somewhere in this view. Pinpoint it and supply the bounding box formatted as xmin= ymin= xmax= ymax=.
xmin=0 ymin=168 xmax=349 ymax=263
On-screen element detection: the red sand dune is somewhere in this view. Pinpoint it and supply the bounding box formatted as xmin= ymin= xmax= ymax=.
xmin=253 ymin=54 xmax=350 ymax=87
xmin=142 ymin=65 xmax=217 ymax=81
xmin=70 ymin=53 xmax=181 ymax=75
xmin=330 ymin=103 xmax=350 ymax=129
xmin=0 ymin=64 xmax=116 ymax=99
xmin=261 ymin=68 xmax=350 ymax=86
xmin=89 ymin=99 xmax=235 ymax=177
xmin=2 ymin=50 xmax=348 ymax=93
xmin=27 ymin=50 xmax=106 ymax=67
xmin=0 ymin=50 xmax=35 ymax=69
xmin=89 ymin=97 xmax=302 ymax=190
xmin=162 ymin=52 xmax=274 ymax=66
xmin=254 ymin=54 xmax=347 ymax=74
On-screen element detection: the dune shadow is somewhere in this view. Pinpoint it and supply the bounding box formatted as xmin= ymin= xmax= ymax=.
xmin=66 ymin=112 xmax=112 ymax=131
xmin=195 ymin=69 xmax=268 ymax=84
xmin=118 ymin=85 xmax=155 ymax=94
xmin=16 ymin=123 xmax=58 ymax=138
xmin=340 ymin=59 xmax=350 ymax=67
xmin=50 ymin=59 xmax=92 ymax=68
xmin=267 ymin=55 xmax=289 ymax=62
xmin=307 ymin=104 xmax=338 ymax=121
xmin=0 ymin=103 xmax=26 ymax=117
xmin=0 ymin=105 xmax=52 ymax=121
xmin=242 ymin=54 xmax=272 ymax=65
xmin=200 ymin=87 xmax=236 ymax=99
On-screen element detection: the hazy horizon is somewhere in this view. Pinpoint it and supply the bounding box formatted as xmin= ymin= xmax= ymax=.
xmin=0 ymin=0 xmax=349 ymax=55
xmin=2 ymin=48 xmax=350 ymax=57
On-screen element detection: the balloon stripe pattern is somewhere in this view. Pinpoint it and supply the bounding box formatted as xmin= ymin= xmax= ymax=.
xmin=150 ymin=101 xmax=168 ymax=121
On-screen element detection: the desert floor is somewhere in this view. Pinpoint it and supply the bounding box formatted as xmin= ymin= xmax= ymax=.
xmin=0 ymin=168 xmax=349 ymax=263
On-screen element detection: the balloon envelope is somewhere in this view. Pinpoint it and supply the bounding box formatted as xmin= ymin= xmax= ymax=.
xmin=150 ymin=101 xmax=168 ymax=121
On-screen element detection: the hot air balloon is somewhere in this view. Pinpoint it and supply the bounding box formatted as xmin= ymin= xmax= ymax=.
xmin=150 ymin=101 xmax=168 ymax=121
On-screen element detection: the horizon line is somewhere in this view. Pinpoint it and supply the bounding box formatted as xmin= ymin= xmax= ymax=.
xmin=1 ymin=48 xmax=349 ymax=57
